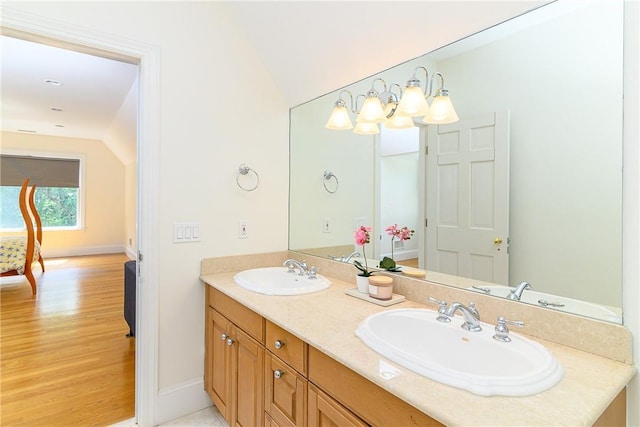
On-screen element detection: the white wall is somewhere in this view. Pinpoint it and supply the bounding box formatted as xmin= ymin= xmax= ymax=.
xmin=2 ymin=1 xmax=289 ymax=424
xmin=104 ymin=77 xmax=138 ymax=260
xmin=1 ymin=131 xmax=126 ymax=257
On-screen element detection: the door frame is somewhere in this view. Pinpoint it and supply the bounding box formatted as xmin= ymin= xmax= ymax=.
xmin=1 ymin=8 xmax=160 ymax=426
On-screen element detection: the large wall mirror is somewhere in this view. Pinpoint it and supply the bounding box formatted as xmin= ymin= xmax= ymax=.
xmin=289 ymin=0 xmax=624 ymax=324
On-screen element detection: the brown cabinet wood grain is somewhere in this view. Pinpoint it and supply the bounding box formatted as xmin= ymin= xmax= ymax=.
xmin=308 ymin=384 xmax=367 ymax=427
xmin=265 ymin=352 xmax=307 ymax=427
xmin=235 ymin=327 xmax=265 ymax=427
xmin=266 ymin=321 xmax=308 ymax=376
xmin=206 ymin=307 xmax=233 ymax=421
xmin=206 ymin=287 xmax=266 ymax=427
xmin=309 ymin=346 xmax=443 ymax=427
xmin=594 ymin=388 xmax=626 ymax=427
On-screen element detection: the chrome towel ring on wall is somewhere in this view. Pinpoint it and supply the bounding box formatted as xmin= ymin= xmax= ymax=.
xmin=323 ymin=170 xmax=339 ymax=194
xmin=237 ymin=164 xmax=260 ymax=192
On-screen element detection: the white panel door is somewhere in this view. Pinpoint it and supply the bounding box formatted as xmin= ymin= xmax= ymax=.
xmin=425 ymin=111 xmax=510 ymax=284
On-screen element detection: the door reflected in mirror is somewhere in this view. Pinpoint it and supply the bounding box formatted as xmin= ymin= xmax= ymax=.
xmin=289 ymin=0 xmax=624 ymax=323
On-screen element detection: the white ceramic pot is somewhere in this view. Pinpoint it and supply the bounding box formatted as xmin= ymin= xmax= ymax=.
xmin=355 ymin=275 xmax=369 ymax=293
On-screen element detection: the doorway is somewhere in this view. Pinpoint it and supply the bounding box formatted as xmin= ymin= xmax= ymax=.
xmin=1 ymin=11 xmax=160 ymax=425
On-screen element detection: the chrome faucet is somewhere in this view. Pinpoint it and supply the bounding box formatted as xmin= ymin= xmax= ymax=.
xmin=282 ymin=259 xmax=308 ymax=276
xmin=343 ymin=251 xmax=361 ymax=263
xmin=507 ymin=281 xmax=531 ymax=301
xmin=444 ymin=302 xmax=482 ymax=332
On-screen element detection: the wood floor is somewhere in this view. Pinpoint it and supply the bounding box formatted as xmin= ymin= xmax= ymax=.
xmin=401 ymin=258 xmax=419 ymax=268
xmin=1 ymin=253 xmax=135 ymax=426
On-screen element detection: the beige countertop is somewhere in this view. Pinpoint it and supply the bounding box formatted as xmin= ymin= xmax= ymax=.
xmin=201 ymin=271 xmax=635 ymax=426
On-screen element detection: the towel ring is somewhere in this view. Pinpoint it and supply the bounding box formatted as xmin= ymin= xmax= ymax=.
xmin=237 ymin=164 xmax=260 ymax=192
xmin=323 ymin=170 xmax=339 ymax=194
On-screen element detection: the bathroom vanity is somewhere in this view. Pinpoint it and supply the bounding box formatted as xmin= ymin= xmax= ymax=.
xmin=201 ymin=251 xmax=634 ymax=426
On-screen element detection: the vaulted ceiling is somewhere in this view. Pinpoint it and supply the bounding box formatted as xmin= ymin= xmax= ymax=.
xmin=0 ymin=1 xmax=547 ymax=165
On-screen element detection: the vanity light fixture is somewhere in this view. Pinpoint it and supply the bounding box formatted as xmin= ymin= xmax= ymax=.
xmin=325 ymin=90 xmax=355 ymax=130
xmin=422 ymin=72 xmax=459 ymax=124
xmin=395 ymin=67 xmax=431 ymax=118
xmin=353 ymin=122 xmax=380 ymax=135
xmin=355 ymin=82 xmax=386 ymax=124
xmin=325 ymin=67 xmax=458 ymax=134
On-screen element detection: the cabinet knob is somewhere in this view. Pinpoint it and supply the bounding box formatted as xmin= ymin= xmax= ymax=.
xmin=221 ymin=333 xmax=228 ymax=341
xmin=226 ymin=337 xmax=234 ymax=346
xmin=274 ymin=369 xmax=285 ymax=379
xmin=274 ymin=340 xmax=285 ymax=349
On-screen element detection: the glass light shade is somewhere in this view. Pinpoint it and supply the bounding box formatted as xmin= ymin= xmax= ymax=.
xmin=383 ymin=114 xmax=415 ymax=129
xmin=395 ymin=86 xmax=429 ymax=117
xmin=325 ymin=105 xmax=353 ymax=130
xmin=423 ymin=94 xmax=459 ymax=124
xmin=356 ymin=95 xmax=386 ymax=123
xmin=353 ymin=122 xmax=380 ymax=135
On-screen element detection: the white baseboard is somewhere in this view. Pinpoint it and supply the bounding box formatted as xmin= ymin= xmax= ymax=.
xmin=125 ymin=247 xmax=137 ymax=260
xmin=41 ymin=245 xmax=127 ymax=259
xmin=155 ymin=378 xmax=212 ymax=425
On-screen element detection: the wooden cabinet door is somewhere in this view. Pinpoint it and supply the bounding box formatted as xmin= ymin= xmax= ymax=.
xmin=265 ymin=353 xmax=307 ymax=427
xmin=265 ymin=413 xmax=283 ymax=427
xmin=208 ymin=308 xmax=233 ymax=423
xmin=234 ymin=327 xmax=264 ymax=427
xmin=308 ymin=384 xmax=367 ymax=427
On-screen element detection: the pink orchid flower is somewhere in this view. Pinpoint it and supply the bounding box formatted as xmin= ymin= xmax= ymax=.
xmin=354 ymin=226 xmax=371 ymax=246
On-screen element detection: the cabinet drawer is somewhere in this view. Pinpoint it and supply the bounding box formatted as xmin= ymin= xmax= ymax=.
xmin=308 ymin=346 xmax=442 ymax=427
xmin=266 ymin=321 xmax=307 ymax=375
xmin=265 ymin=352 xmax=307 ymax=427
xmin=308 ymin=384 xmax=367 ymax=427
xmin=208 ymin=287 xmax=264 ymax=344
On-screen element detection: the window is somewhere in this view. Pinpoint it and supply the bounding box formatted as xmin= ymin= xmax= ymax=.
xmin=0 ymin=154 xmax=82 ymax=230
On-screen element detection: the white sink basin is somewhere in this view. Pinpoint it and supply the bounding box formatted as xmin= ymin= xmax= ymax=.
xmin=355 ymin=308 xmax=563 ymax=396
xmin=233 ymin=267 xmax=331 ymax=295
xmin=470 ymin=285 xmax=622 ymax=323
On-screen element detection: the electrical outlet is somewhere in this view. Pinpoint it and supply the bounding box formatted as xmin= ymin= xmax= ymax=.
xmin=238 ymin=221 xmax=248 ymax=239
xmin=323 ymin=217 xmax=331 ymax=233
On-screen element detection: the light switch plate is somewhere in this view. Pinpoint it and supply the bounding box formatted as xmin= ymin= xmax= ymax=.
xmin=173 ymin=223 xmax=201 ymax=243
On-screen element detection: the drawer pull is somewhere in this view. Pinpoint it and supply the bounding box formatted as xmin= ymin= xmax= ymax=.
xmin=274 ymin=369 xmax=285 ymax=379
xmin=226 ymin=337 xmax=234 ymax=346
xmin=274 ymin=340 xmax=285 ymax=349
xmin=221 ymin=333 xmax=228 ymax=341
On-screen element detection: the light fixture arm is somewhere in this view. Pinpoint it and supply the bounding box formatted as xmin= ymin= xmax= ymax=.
xmin=407 ymin=66 xmax=430 ymax=96
xmin=335 ymin=89 xmax=357 ymax=113
xmin=370 ymin=77 xmax=388 ymax=94
xmin=428 ymin=72 xmax=447 ymax=98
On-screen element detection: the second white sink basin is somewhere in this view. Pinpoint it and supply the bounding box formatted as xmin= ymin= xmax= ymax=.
xmin=234 ymin=267 xmax=331 ymax=295
xmin=356 ymin=308 xmax=563 ymax=396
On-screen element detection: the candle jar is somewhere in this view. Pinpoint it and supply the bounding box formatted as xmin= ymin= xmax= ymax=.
xmin=368 ymin=275 xmax=394 ymax=300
